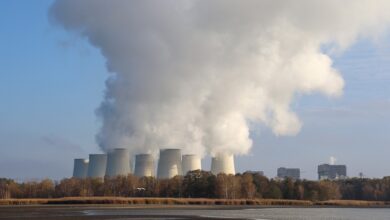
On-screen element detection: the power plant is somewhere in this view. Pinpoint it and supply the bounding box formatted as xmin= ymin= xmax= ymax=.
xmin=182 ymin=154 xmax=201 ymax=175
xmin=72 ymin=151 xmax=351 ymax=180
xmin=277 ymin=167 xmax=300 ymax=180
xmin=134 ymin=154 xmax=155 ymax=177
xmin=157 ymin=149 xmax=182 ymax=179
xmin=72 ymin=158 xmax=88 ymax=178
xmin=211 ymin=153 xmax=235 ymax=175
xmin=87 ymin=154 xmax=107 ymax=179
xmin=75 ymin=150 xmax=237 ymax=179
xmin=318 ymin=163 xmax=347 ymax=180
xmin=105 ymin=148 xmax=131 ymax=177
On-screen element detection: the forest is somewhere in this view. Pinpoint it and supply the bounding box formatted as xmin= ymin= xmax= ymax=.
xmin=1 ymin=170 xmax=390 ymax=201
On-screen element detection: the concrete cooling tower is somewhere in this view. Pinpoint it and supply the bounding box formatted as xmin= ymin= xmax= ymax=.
xmin=87 ymin=154 xmax=107 ymax=178
xmin=105 ymin=148 xmax=131 ymax=177
xmin=182 ymin=154 xmax=201 ymax=175
xmin=157 ymin=149 xmax=182 ymax=179
xmin=72 ymin=158 xmax=88 ymax=178
xmin=134 ymin=154 xmax=155 ymax=177
xmin=211 ymin=154 xmax=235 ymax=175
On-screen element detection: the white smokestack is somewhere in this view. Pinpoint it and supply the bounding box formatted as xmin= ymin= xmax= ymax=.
xmin=105 ymin=148 xmax=131 ymax=177
xmin=182 ymin=154 xmax=201 ymax=175
xmin=134 ymin=154 xmax=155 ymax=177
xmin=211 ymin=153 xmax=235 ymax=175
xmin=157 ymin=148 xmax=182 ymax=179
xmin=72 ymin=158 xmax=88 ymax=178
xmin=87 ymin=154 xmax=107 ymax=178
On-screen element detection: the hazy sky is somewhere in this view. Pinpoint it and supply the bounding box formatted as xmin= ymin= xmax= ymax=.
xmin=0 ymin=0 xmax=389 ymax=180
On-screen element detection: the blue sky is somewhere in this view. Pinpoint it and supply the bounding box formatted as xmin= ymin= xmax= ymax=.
xmin=0 ymin=0 xmax=389 ymax=180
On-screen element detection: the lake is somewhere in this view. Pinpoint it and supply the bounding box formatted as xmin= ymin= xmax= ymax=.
xmin=1 ymin=205 xmax=390 ymax=219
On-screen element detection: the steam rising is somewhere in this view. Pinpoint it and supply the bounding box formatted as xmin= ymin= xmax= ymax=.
xmin=330 ymin=156 xmax=337 ymax=165
xmin=50 ymin=0 xmax=390 ymax=156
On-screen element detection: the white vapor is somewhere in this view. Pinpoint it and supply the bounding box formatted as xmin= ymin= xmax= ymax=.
xmin=50 ymin=0 xmax=390 ymax=157
xmin=330 ymin=156 xmax=337 ymax=165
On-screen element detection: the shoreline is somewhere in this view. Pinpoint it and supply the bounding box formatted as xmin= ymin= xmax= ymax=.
xmin=1 ymin=197 xmax=389 ymax=208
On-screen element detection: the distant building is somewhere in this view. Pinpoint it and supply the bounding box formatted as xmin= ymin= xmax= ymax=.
xmin=318 ymin=164 xmax=347 ymax=180
xmin=277 ymin=167 xmax=300 ymax=180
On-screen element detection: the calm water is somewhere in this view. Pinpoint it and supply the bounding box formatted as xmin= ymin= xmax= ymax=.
xmin=85 ymin=207 xmax=390 ymax=220
xmin=2 ymin=206 xmax=390 ymax=219
xmin=202 ymin=208 xmax=390 ymax=220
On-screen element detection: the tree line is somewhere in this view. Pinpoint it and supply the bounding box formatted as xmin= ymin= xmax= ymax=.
xmin=1 ymin=170 xmax=390 ymax=201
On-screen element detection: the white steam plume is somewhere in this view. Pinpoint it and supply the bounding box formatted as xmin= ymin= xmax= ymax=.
xmin=330 ymin=156 xmax=337 ymax=165
xmin=50 ymin=0 xmax=390 ymax=157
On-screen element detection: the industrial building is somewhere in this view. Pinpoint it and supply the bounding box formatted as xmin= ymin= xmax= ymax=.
xmin=318 ymin=164 xmax=347 ymax=180
xmin=73 ymin=148 xmax=240 ymax=179
xmin=277 ymin=167 xmax=300 ymax=180
xmin=211 ymin=153 xmax=235 ymax=175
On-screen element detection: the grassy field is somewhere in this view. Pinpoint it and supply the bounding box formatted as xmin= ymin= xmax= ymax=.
xmin=1 ymin=197 xmax=390 ymax=207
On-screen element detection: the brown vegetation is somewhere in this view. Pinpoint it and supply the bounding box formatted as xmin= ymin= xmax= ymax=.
xmin=314 ymin=200 xmax=390 ymax=206
xmin=0 ymin=197 xmax=312 ymax=206
xmin=1 ymin=171 xmax=390 ymax=207
xmin=2 ymin=197 xmax=389 ymax=207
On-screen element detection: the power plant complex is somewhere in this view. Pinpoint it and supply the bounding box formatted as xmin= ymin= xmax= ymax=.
xmin=318 ymin=164 xmax=347 ymax=180
xmin=73 ymin=149 xmax=349 ymax=180
xmin=277 ymin=167 xmax=300 ymax=180
xmin=73 ymin=148 xmax=236 ymax=179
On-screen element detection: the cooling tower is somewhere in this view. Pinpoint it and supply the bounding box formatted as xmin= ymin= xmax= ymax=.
xmin=105 ymin=148 xmax=131 ymax=177
xmin=87 ymin=154 xmax=107 ymax=178
xmin=157 ymin=148 xmax=182 ymax=179
xmin=72 ymin=158 xmax=88 ymax=178
xmin=182 ymin=154 xmax=201 ymax=175
xmin=134 ymin=154 xmax=155 ymax=177
xmin=211 ymin=153 xmax=235 ymax=175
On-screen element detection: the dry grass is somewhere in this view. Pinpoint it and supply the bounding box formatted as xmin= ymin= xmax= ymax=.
xmin=0 ymin=197 xmax=312 ymax=206
xmin=1 ymin=197 xmax=389 ymax=207
xmin=314 ymin=200 xmax=390 ymax=207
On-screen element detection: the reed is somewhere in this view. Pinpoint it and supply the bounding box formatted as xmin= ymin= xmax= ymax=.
xmin=0 ymin=197 xmax=312 ymax=206
xmin=315 ymin=200 xmax=390 ymax=206
xmin=1 ymin=197 xmax=389 ymax=207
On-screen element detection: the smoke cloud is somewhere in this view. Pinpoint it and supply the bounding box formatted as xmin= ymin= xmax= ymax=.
xmin=50 ymin=0 xmax=390 ymax=157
